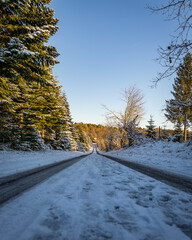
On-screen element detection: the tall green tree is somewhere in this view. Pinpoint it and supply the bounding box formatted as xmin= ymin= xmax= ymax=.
xmin=0 ymin=0 xmax=59 ymax=84
xmin=0 ymin=0 xmax=79 ymax=150
xmin=165 ymin=53 xmax=192 ymax=141
xmin=22 ymin=74 xmax=78 ymax=150
xmin=145 ymin=115 xmax=156 ymax=139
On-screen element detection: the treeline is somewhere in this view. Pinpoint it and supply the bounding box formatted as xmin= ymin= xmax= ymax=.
xmin=74 ymin=123 xmax=122 ymax=151
xmin=74 ymin=122 xmax=190 ymax=152
xmin=74 ymin=123 xmax=134 ymax=152
xmin=0 ymin=0 xmax=85 ymax=151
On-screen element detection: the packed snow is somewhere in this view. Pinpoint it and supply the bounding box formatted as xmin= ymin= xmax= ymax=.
xmin=0 ymin=141 xmax=192 ymax=239
xmin=0 ymin=150 xmax=84 ymax=178
xmin=104 ymin=140 xmax=192 ymax=178
xmin=0 ymin=154 xmax=191 ymax=240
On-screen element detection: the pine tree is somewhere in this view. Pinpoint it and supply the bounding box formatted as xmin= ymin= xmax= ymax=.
xmin=146 ymin=116 xmax=156 ymax=139
xmin=0 ymin=0 xmax=59 ymax=83
xmin=75 ymin=124 xmax=91 ymax=151
xmin=174 ymin=121 xmax=182 ymax=135
xmin=0 ymin=0 xmax=61 ymax=149
xmin=165 ymin=53 xmax=192 ymax=141
xmin=62 ymin=98 xmax=78 ymax=151
xmin=0 ymin=38 xmax=36 ymax=144
xmin=52 ymin=93 xmax=78 ymax=151
xmin=0 ymin=0 xmax=80 ymax=151
xmin=161 ymin=125 xmax=169 ymax=139
xmin=27 ymin=78 xmax=77 ymax=150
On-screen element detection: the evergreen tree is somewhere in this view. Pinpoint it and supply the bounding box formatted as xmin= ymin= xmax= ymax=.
xmin=161 ymin=125 xmax=169 ymax=139
xmin=174 ymin=121 xmax=183 ymax=135
xmin=0 ymin=0 xmax=80 ymax=151
xmin=49 ymin=92 xmax=78 ymax=151
xmin=27 ymin=78 xmax=78 ymax=150
xmin=146 ymin=116 xmax=156 ymax=139
xmin=63 ymin=99 xmax=78 ymax=151
xmin=0 ymin=0 xmax=61 ymax=149
xmin=165 ymin=53 xmax=192 ymax=141
xmin=75 ymin=124 xmax=91 ymax=151
xmin=0 ymin=0 xmax=59 ymax=85
xmin=0 ymin=38 xmax=36 ymax=144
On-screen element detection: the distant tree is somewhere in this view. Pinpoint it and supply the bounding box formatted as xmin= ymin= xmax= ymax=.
xmin=102 ymin=125 xmax=121 ymax=151
xmin=103 ymin=86 xmax=145 ymax=146
xmin=148 ymin=0 xmax=192 ymax=84
xmin=164 ymin=53 xmax=192 ymax=141
xmin=74 ymin=124 xmax=91 ymax=151
xmin=75 ymin=123 xmax=122 ymax=151
xmin=161 ymin=125 xmax=169 ymax=139
xmin=146 ymin=116 xmax=157 ymax=139
xmin=174 ymin=120 xmax=183 ymax=135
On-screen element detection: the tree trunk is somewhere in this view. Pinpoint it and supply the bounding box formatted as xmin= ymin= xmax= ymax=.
xmin=42 ymin=126 xmax=45 ymax=139
xmin=184 ymin=124 xmax=187 ymax=141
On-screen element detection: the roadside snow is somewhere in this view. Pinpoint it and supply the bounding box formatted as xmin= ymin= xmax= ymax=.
xmin=0 ymin=154 xmax=191 ymax=240
xmin=0 ymin=150 xmax=84 ymax=178
xmin=104 ymin=141 xmax=192 ymax=178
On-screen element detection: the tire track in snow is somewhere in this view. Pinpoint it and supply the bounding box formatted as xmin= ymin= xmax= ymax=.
xmin=0 ymin=154 xmax=90 ymax=205
xmin=98 ymin=152 xmax=192 ymax=194
xmin=0 ymin=154 xmax=191 ymax=240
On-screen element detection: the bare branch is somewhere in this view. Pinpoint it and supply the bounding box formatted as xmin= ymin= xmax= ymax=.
xmin=102 ymin=86 xmax=145 ymax=146
xmin=148 ymin=0 xmax=192 ymax=84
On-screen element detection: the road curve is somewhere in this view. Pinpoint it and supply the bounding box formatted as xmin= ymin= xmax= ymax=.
xmin=0 ymin=153 xmax=91 ymax=205
xmin=97 ymin=152 xmax=192 ymax=194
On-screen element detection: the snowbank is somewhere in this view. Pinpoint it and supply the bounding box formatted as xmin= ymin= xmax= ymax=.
xmin=0 ymin=150 xmax=85 ymax=178
xmin=104 ymin=140 xmax=192 ymax=178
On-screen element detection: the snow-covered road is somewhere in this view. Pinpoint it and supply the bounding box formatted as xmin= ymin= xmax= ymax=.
xmin=0 ymin=153 xmax=192 ymax=240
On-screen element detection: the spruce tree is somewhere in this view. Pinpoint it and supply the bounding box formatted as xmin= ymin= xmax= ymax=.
xmin=165 ymin=53 xmax=192 ymax=141
xmin=161 ymin=125 xmax=169 ymax=139
xmin=0 ymin=0 xmax=60 ymax=148
xmin=74 ymin=124 xmax=91 ymax=151
xmin=51 ymin=93 xmax=78 ymax=151
xmin=0 ymin=38 xmax=36 ymax=144
xmin=0 ymin=0 xmax=80 ymax=151
xmin=174 ymin=121 xmax=182 ymax=135
xmin=146 ymin=116 xmax=156 ymax=139
xmin=27 ymin=77 xmax=77 ymax=150
xmin=62 ymin=98 xmax=78 ymax=151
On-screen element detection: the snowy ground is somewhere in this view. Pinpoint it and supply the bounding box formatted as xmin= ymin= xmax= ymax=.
xmin=0 ymin=154 xmax=192 ymax=240
xmin=0 ymin=150 xmax=84 ymax=178
xmin=104 ymin=140 xmax=192 ymax=178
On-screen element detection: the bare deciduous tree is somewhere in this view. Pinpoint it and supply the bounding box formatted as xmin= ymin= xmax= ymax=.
xmin=103 ymin=86 xmax=145 ymax=146
xmin=148 ymin=0 xmax=192 ymax=85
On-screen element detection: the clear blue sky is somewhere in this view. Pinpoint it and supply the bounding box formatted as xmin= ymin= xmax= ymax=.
xmin=49 ymin=0 xmax=177 ymax=128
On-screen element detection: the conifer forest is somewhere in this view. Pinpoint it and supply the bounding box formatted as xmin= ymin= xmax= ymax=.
xmin=0 ymin=0 xmax=80 ymax=151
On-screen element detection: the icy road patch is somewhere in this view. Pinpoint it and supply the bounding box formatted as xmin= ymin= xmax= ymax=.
xmin=0 ymin=154 xmax=191 ymax=240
